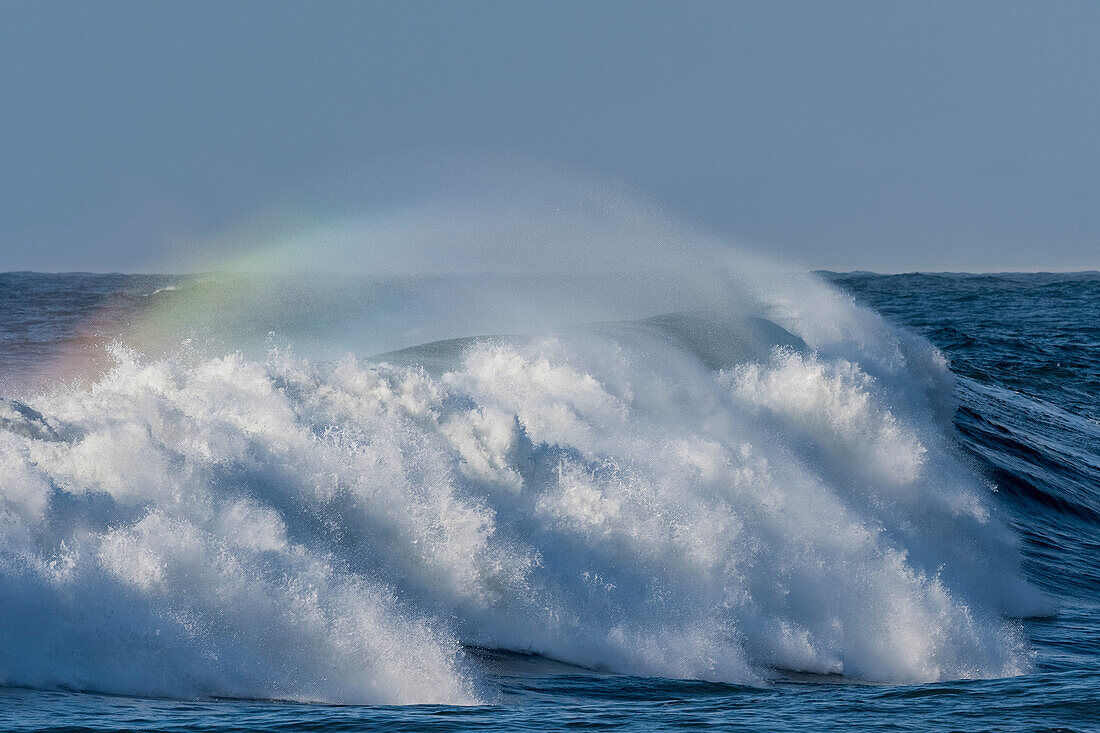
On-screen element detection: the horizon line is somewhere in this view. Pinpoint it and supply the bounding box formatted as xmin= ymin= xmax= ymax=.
xmin=3 ymin=267 xmax=1098 ymax=278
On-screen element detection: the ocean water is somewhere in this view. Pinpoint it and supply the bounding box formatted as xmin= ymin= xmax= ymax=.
xmin=0 ymin=269 xmax=1096 ymax=731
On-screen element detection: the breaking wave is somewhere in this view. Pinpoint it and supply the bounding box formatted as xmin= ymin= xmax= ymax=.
xmin=0 ymin=185 xmax=1050 ymax=703
xmin=0 ymin=297 xmax=1045 ymax=704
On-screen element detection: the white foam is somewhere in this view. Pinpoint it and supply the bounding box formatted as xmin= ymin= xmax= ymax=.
xmin=0 ymin=288 xmax=1045 ymax=701
xmin=0 ymin=183 xmax=1048 ymax=702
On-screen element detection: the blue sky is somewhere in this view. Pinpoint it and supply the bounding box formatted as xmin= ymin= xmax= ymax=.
xmin=1 ymin=1 xmax=1097 ymax=272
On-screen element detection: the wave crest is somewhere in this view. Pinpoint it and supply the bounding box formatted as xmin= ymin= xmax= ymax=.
xmin=0 ymin=304 xmax=1044 ymax=702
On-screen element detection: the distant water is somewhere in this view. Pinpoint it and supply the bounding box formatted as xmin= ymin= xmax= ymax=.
xmin=0 ymin=270 xmax=1097 ymax=731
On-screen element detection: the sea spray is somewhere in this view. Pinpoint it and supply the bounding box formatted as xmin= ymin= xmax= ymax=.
xmin=0 ymin=311 xmax=1042 ymax=702
xmin=0 ymin=188 xmax=1047 ymax=703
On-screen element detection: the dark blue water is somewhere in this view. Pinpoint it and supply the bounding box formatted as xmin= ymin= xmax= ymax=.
xmin=1 ymin=271 xmax=1097 ymax=731
xmin=826 ymin=273 xmax=1100 ymax=604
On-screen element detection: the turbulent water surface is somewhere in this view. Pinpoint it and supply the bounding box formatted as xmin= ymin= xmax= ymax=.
xmin=0 ymin=269 xmax=1097 ymax=731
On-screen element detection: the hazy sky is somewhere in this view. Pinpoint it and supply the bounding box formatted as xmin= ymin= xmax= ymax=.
xmin=2 ymin=1 xmax=1098 ymax=273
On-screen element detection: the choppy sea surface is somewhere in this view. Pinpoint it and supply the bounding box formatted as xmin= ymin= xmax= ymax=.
xmin=0 ymin=270 xmax=1097 ymax=731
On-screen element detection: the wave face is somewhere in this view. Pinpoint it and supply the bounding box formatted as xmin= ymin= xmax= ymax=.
xmin=0 ymin=275 xmax=1045 ymax=703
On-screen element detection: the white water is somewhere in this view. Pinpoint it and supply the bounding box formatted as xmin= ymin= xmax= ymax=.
xmin=0 ymin=191 xmax=1047 ymax=704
